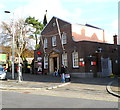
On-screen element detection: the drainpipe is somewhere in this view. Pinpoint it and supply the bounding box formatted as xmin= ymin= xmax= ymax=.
xmin=56 ymin=18 xmax=65 ymax=51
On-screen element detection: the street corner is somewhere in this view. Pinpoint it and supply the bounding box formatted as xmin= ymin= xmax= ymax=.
xmin=106 ymin=80 xmax=120 ymax=98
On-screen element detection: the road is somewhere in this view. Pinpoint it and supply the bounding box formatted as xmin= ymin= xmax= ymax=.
xmin=1 ymin=73 xmax=119 ymax=108
xmin=1 ymin=91 xmax=118 ymax=108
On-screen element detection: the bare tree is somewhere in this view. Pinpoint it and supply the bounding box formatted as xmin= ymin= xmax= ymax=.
xmin=0 ymin=19 xmax=34 ymax=82
xmin=0 ymin=21 xmax=13 ymax=46
xmin=0 ymin=19 xmax=35 ymax=57
xmin=15 ymin=20 xmax=28 ymax=82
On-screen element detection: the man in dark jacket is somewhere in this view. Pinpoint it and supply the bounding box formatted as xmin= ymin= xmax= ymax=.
xmin=61 ymin=64 xmax=65 ymax=74
xmin=60 ymin=64 xmax=66 ymax=83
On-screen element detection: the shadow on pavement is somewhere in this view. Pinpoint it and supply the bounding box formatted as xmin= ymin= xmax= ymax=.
xmin=23 ymin=73 xmax=61 ymax=83
xmin=7 ymin=72 xmax=61 ymax=83
xmin=6 ymin=72 xmax=119 ymax=87
xmin=71 ymin=77 xmax=119 ymax=87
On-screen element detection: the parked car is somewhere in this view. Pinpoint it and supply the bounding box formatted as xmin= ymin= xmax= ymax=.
xmin=0 ymin=65 xmax=7 ymax=80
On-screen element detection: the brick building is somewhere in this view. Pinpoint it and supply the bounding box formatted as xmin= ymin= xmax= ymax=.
xmin=34 ymin=17 xmax=120 ymax=77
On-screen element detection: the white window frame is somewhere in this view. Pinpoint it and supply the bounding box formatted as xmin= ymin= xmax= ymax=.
xmin=62 ymin=32 xmax=67 ymax=45
xmin=62 ymin=53 xmax=68 ymax=67
xmin=52 ymin=36 xmax=56 ymax=46
xmin=44 ymin=56 xmax=48 ymax=69
xmin=72 ymin=51 xmax=79 ymax=68
xmin=44 ymin=38 xmax=48 ymax=48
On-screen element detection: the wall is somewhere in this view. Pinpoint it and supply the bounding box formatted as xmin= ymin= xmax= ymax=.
xmin=35 ymin=17 xmax=120 ymax=76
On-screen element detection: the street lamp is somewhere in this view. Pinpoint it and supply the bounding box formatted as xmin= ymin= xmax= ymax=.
xmin=4 ymin=11 xmax=10 ymax=13
xmin=4 ymin=11 xmax=15 ymax=79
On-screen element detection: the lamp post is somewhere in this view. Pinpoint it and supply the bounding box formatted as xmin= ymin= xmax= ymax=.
xmin=4 ymin=11 xmax=15 ymax=79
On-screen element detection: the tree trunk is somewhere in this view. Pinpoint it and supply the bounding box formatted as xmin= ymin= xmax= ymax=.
xmin=18 ymin=54 xmax=22 ymax=82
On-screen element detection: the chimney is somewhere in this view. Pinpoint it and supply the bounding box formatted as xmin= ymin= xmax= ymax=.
xmin=113 ymin=34 xmax=117 ymax=44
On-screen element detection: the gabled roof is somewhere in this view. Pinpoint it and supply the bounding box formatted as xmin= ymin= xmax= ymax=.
xmin=41 ymin=16 xmax=106 ymax=43
xmin=41 ymin=16 xmax=104 ymax=35
xmin=41 ymin=16 xmax=71 ymax=35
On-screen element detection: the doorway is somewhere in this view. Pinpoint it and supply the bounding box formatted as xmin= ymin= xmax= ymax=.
xmin=101 ymin=57 xmax=112 ymax=77
xmin=49 ymin=54 xmax=59 ymax=73
xmin=53 ymin=57 xmax=57 ymax=71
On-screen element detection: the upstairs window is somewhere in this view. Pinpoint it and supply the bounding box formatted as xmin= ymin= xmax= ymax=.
xmin=62 ymin=52 xmax=68 ymax=67
xmin=44 ymin=38 xmax=48 ymax=48
xmin=72 ymin=51 xmax=79 ymax=68
xmin=52 ymin=36 xmax=56 ymax=46
xmin=62 ymin=32 xmax=67 ymax=44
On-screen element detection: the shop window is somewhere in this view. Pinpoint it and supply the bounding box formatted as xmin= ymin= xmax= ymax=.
xmin=52 ymin=36 xmax=56 ymax=46
xmin=72 ymin=51 xmax=79 ymax=68
xmin=62 ymin=53 xmax=68 ymax=67
xmin=62 ymin=32 xmax=67 ymax=44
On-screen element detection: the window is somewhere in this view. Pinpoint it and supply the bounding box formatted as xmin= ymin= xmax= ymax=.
xmin=52 ymin=36 xmax=56 ymax=46
xmin=44 ymin=38 xmax=48 ymax=48
xmin=62 ymin=32 xmax=67 ymax=44
xmin=44 ymin=56 xmax=48 ymax=69
xmin=72 ymin=51 xmax=79 ymax=68
xmin=53 ymin=22 xmax=56 ymax=27
xmin=62 ymin=53 xmax=67 ymax=67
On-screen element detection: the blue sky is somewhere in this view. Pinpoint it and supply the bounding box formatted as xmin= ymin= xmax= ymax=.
xmin=0 ymin=0 xmax=119 ymax=43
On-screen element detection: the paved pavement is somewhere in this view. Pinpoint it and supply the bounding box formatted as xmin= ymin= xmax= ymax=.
xmin=1 ymin=73 xmax=68 ymax=90
xmin=0 ymin=72 xmax=120 ymax=99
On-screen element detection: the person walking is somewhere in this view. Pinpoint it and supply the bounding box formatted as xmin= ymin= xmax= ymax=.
xmin=64 ymin=66 xmax=71 ymax=82
xmin=31 ymin=59 xmax=34 ymax=74
xmin=60 ymin=64 xmax=66 ymax=83
xmin=54 ymin=67 xmax=59 ymax=77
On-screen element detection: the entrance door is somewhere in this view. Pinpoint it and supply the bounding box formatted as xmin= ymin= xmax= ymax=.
xmin=53 ymin=57 xmax=57 ymax=71
xmin=49 ymin=54 xmax=59 ymax=73
xmin=101 ymin=57 xmax=112 ymax=77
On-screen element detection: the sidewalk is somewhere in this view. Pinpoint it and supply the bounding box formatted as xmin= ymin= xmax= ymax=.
xmin=73 ymin=76 xmax=120 ymax=98
xmin=1 ymin=72 xmax=120 ymax=97
xmin=1 ymin=73 xmax=70 ymax=90
xmin=111 ymin=80 xmax=120 ymax=94
xmin=106 ymin=79 xmax=120 ymax=98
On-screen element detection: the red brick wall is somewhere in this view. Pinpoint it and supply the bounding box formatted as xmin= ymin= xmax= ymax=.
xmin=34 ymin=17 xmax=120 ymax=76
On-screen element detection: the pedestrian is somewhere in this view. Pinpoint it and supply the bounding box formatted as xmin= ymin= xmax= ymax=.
xmin=54 ymin=67 xmax=58 ymax=77
xmin=60 ymin=64 xmax=66 ymax=83
xmin=61 ymin=72 xmax=65 ymax=83
xmin=31 ymin=59 xmax=34 ymax=74
xmin=64 ymin=66 xmax=71 ymax=82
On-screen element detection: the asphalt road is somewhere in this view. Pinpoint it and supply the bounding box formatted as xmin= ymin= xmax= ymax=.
xmin=2 ymin=91 xmax=118 ymax=108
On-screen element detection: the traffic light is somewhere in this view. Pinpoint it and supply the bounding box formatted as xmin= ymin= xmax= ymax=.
xmin=37 ymin=52 xmax=42 ymax=57
xmin=37 ymin=51 xmax=42 ymax=74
